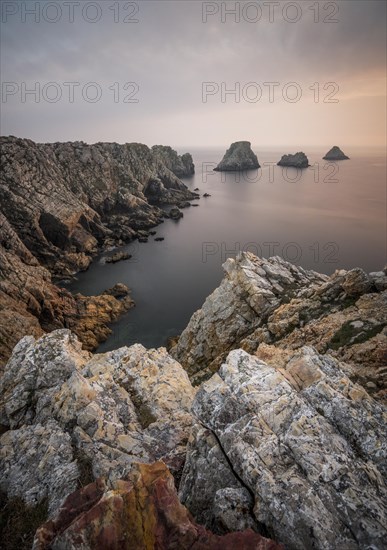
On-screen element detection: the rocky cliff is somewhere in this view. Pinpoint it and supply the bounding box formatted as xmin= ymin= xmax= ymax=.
xmin=152 ymin=145 xmax=195 ymax=177
xmin=0 ymin=136 xmax=197 ymax=277
xmin=214 ymin=141 xmax=260 ymax=171
xmin=0 ymin=210 xmax=135 ymax=367
xmin=0 ymin=136 xmax=198 ymax=367
xmin=171 ymin=254 xmax=387 ymax=400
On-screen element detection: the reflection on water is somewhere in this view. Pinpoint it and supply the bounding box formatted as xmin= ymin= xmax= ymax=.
xmin=67 ymin=148 xmax=386 ymax=351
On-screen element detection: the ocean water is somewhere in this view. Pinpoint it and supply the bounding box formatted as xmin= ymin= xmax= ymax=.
xmin=67 ymin=147 xmax=386 ymax=351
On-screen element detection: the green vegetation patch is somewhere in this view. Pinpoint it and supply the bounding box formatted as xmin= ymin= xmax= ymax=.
xmin=0 ymin=492 xmax=48 ymax=550
xmin=329 ymin=320 xmax=385 ymax=350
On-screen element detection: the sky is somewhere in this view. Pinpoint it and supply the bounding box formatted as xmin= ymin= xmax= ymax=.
xmin=1 ymin=0 xmax=386 ymax=149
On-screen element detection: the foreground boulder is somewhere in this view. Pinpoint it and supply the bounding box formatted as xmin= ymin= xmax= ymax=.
xmin=323 ymin=146 xmax=349 ymax=160
xmin=277 ymin=152 xmax=309 ymax=168
xmin=171 ymin=253 xmax=387 ymax=399
xmin=0 ymin=330 xmax=195 ymax=515
xmin=33 ymin=461 xmax=282 ymax=550
xmin=179 ymin=347 xmax=387 ymax=550
xmin=214 ymin=141 xmax=260 ymax=171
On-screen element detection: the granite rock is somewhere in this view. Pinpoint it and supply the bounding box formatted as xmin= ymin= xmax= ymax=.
xmin=180 ymin=347 xmax=387 ymax=549
xmin=171 ymin=253 xmax=387 ymax=399
xmin=0 ymin=330 xmax=195 ymax=514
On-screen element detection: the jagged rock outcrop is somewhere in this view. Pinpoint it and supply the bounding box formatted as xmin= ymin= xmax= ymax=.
xmin=323 ymin=146 xmax=349 ymax=160
xmin=0 ymin=330 xmax=195 ymax=515
xmin=277 ymin=152 xmax=309 ymax=168
xmin=33 ymin=461 xmax=282 ymax=550
xmin=171 ymin=254 xmax=327 ymax=385
xmin=171 ymin=253 xmax=387 ymax=399
xmin=179 ymin=347 xmax=387 ymax=550
xmin=214 ymin=141 xmax=260 ymax=171
xmin=152 ymin=145 xmax=195 ymax=177
xmin=0 ymin=212 xmax=134 ymax=368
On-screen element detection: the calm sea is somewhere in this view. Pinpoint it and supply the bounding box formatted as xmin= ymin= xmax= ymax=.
xmin=66 ymin=147 xmax=386 ymax=351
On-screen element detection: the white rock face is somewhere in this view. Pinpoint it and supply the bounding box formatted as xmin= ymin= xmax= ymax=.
xmin=0 ymin=330 xmax=195 ymax=515
xmin=171 ymin=253 xmax=328 ymax=384
xmin=180 ymin=347 xmax=387 ymax=550
xmin=171 ymin=253 xmax=387 ymax=399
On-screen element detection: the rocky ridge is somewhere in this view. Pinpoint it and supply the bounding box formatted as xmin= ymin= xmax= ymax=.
xmin=0 ymin=330 xmax=195 ymax=515
xmin=1 ymin=327 xmax=386 ymax=548
xmin=214 ymin=141 xmax=260 ymax=171
xmin=171 ymin=253 xmax=387 ymax=399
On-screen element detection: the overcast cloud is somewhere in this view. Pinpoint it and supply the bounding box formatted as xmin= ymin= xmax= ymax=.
xmin=1 ymin=0 xmax=386 ymax=148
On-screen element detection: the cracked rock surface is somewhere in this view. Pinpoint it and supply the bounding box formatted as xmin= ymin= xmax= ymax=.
xmin=171 ymin=253 xmax=387 ymax=399
xmin=179 ymin=347 xmax=387 ymax=550
xmin=33 ymin=461 xmax=283 ymax=550
xmin=0 ymin=330 xmax=195 ymax=515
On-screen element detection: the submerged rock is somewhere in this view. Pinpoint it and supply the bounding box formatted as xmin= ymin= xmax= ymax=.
xmin=179 ymin=347 xmax=387 ymax=550
xmin=214 ymin=141 xmax=260 ymax=172
xmin=277 ymin=152 xmax=309 ymax=168
xmin=168 ymin=206 xmax=184 ymax=220
xmin=178 ymin=201 xmax=191 ymax=209
xmin=323 ymin=146 xmax=349 ymax=160
xmin=105 ymin=251 xmax=131 ymax=264
xmin=33 ymin=462 xmax=282 ymax=550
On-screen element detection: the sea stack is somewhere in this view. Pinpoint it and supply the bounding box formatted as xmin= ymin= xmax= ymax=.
xmin=277 ymin=152 xmax=309 ymax=168
xmin=214 ymin=141 xmax=260 ymax=171
xmin=323 ymin=146 xmax=349 ymax=160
